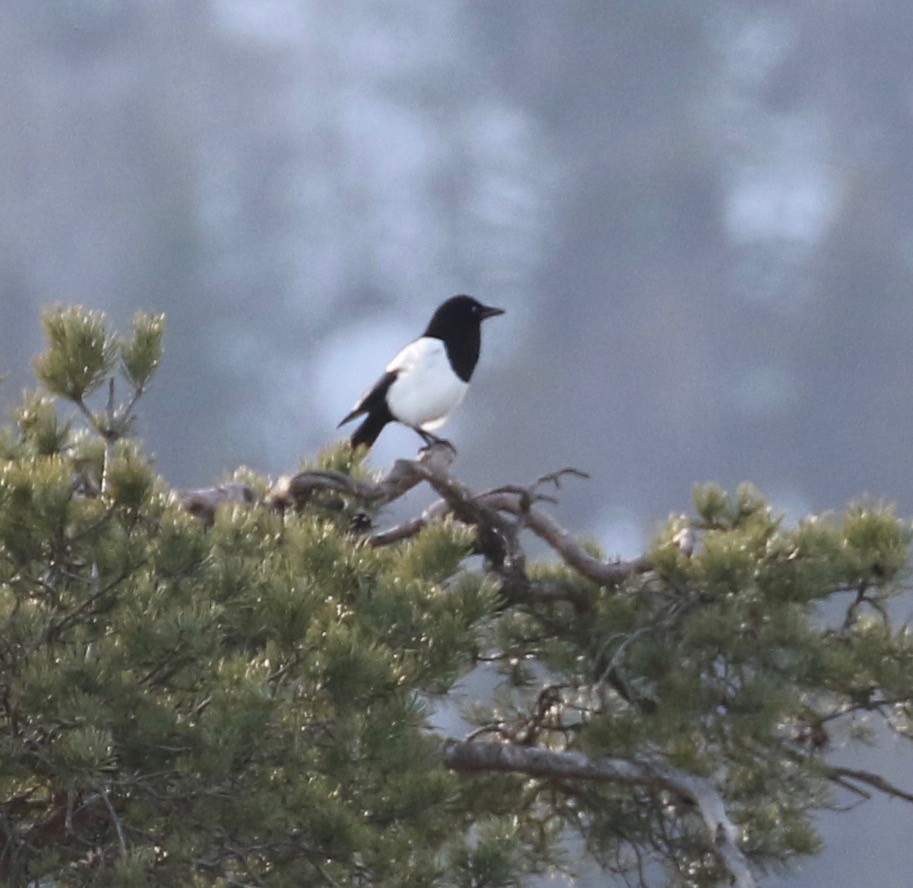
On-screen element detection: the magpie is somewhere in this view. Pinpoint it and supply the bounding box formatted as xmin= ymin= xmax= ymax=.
xmin=338 ymin=295 xmax=505 ymax=450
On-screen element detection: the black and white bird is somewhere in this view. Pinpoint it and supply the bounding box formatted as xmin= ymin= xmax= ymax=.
xmin=338 ymin=295 xmax=505 ymax=450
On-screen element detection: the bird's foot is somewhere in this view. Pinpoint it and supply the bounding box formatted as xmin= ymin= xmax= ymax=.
xmin=417 ymin=430 xmax=457 ymax=454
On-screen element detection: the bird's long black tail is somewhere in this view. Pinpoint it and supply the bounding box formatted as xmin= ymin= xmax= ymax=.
xmin=351 ymin=411 xmax=390 ymax=450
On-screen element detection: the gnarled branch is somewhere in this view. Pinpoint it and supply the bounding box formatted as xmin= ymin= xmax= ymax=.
xmin=357 ymin=447 xmax=652 ymax=587
xmin=179 ymin=444 xmax=653 ymax=602
xmin=269 ymin=444 xmax=457 ymax=511
xmin=443 ymin=739 xmax=755 ymax=888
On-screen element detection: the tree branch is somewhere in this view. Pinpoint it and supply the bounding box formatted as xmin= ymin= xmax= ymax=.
xmin=477 ymin=491 xmax=652 ymax=585
xmin=269 ymin=443 xmax=457 ymax=511
xmin=825 ymin=764 xmax=913 ymax=804
xmin=177 ymin=482 xmax=258 ymax=523
xmin=365 ymin=449 xmax=651 ymax=586
xmin=179 ymin=444 xmax=652 ymax=597
xmin=443 ymin=739 xmax=756 ymax=888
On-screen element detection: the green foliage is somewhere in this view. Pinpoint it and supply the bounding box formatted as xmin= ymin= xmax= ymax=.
xmin=445 ymin=818 xmax=525 ymax=888
xmin=2 ymin=305 xmax=913 ymax=887
xmin=15 ymin=391 xmax=70 ymax=455
xmin=33 ymin=305 xmax=118 ymax=401
xmin=31 ymin=304 xmax=165 ymax=449
xmin=121 ymin=311 xmax=165 ymax=391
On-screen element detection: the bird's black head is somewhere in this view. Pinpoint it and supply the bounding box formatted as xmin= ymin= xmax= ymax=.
xmin=424 ymin=295 xmax=504 ymax=382
xmin=424 ymin=295 xmax=504 ymax=339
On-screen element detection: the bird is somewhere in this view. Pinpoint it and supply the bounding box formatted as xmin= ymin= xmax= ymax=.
xmin=338 ymin=295 xmax=505 ymax=451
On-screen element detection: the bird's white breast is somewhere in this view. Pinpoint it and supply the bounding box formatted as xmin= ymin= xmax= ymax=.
xmin=385 ymin=337 xmax=468 ymax=430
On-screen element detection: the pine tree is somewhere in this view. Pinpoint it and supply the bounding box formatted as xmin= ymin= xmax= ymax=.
xmin=0 ymin=305 xmax=911 ymax=887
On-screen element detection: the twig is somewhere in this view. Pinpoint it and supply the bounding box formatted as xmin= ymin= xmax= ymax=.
xmin=825 ymin=764 xmax=913 ymax=804
xmin=826 ymin=772 xmax=872 ymax=802
xmin=65 ymin=789 xmax=75 ymax=836
xmin=100 ymin=789 xmax=127 ymax=856
xmin=102 ymin=378 xmax=116 ymax=495
xmin=533 ymin=467 xmax=590 ymax=489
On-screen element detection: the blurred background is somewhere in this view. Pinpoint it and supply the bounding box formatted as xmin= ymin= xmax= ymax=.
xmin=1 ymin=1 xmax=913 ymax=884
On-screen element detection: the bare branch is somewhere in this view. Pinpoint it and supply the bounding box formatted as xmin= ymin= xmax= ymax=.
xmin=825 ymin=772 xmax=872 ymax=802
xmin=368 ymin=512 xmax=436 ymax=546
xmin=180 ymin=445 xmax=652 ymax=601
xmin=269 ymin=443 xmax=457 ymax=511
xmin=825 ymin=764 xmax=913 ymax=804
xmin=534 ymin=466 xmax=591 ymax=489
xmin=485 ymin=492 xmax=651 ymax=584
xmin=100 ymin=790 xmax=127 ymax=856
xmin=366 ymin=453 xmax=651 ymax=587
xmin=443 ymin=739 xmax=756 ymax=888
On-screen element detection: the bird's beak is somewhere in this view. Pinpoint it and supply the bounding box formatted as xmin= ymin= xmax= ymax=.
xmin=479 ymin=305 xmax=505 ymax=320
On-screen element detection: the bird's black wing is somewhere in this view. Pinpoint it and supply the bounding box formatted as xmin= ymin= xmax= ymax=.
xmin=337 ymin=370 xmax=399 ymax=427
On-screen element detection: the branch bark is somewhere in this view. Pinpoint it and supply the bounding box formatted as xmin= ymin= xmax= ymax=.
xmin=473 ymin=491 xmax=652 ymax=585
xmin=177 ymin=482 xmax=258 ymax=522
xmin=358 ymin=448 xmax=652 ymax=586
xmin=444 ymin=739 xmax=755 ymax=888
xmin=178 ymin=444 xmax=652 ymax=596
xmin=269 ymin=443 xmax=457 ymax=511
